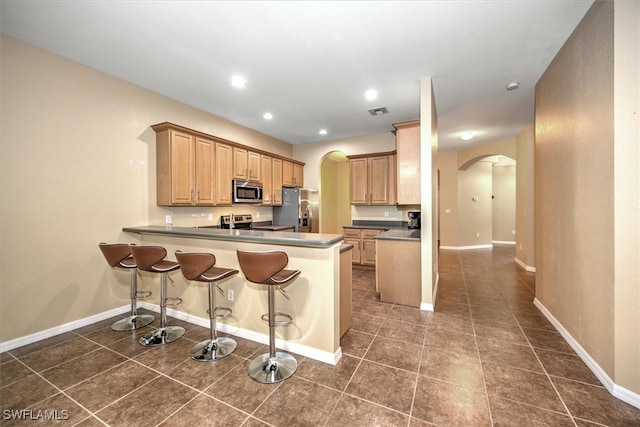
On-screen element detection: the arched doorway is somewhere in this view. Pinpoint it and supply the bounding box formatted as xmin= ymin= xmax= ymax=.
xmin=319 ymin=151 xmax=350 ymax=234
xmin=457 ymin=154 xmax=517 ymax=246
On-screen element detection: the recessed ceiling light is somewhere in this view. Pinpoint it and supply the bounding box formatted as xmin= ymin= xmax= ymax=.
xmin=231 ymin=75 xmax=246 ymax=88
xmin=506 ymin=82 xmax=520 ymax=91
xmin=365 ymin=89 xmax=378 ymax=101
xmin=460 ymin=132 xmax=475 ymax=141
xmin=319 ymin=129 xmax=328 ymax=135
xmin=263 ymin=112 xmax=273 ymax=120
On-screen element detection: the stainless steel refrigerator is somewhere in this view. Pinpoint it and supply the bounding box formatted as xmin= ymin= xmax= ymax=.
xmin=273 ymin=188 xmax=319 ymax=233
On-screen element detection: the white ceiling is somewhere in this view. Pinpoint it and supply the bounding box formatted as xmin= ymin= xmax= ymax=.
xmin=1 ymin=0 xmax=594 ymax=151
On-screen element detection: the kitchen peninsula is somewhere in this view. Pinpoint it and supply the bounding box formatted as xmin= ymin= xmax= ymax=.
xmin=123 ymin=225 xmax=346 ymax=364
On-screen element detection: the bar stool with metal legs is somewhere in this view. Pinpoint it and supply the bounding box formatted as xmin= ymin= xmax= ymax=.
xmin=129 ymin=245 xmax=185 ymax=346
xmin=175 ymin=251 xmax=239 ymax=361
xmin=98 ymin=243 xmax=154 ymax=331
xmin=236 ymin=250 xmax=301 ymax=383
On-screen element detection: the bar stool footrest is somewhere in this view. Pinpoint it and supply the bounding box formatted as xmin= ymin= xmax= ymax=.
xmin=261 ymin=312 xmax=293 ymax=326
xmin=135 ymin=290 xmax=152 ymax=299
xmin=207 ymin=306 xmax=233 ymax=319
xmin=164 ymin=297 xmax=183 ymax=308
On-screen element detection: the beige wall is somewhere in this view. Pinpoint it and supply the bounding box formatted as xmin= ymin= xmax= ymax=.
xmin=613 ymin=0 xmax=640 ymax=396
xmin=420 ymin=78 xmax=438 ymax=309
xmin=492 ymin=164 xmax=516 ymax=243
xmin=535 ymin=0 xmax=634 ymax=393
xmin=437 ymin=136 xmax=523 ymax=250
xmin=0 ymin=36 xmax=294 ymax=343
xmin=457 ymin=161 xmax=493 ymax=246
xmin=516 ymin=124 xmax=535 ymax=270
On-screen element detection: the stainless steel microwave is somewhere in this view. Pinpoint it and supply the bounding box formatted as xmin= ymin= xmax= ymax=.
xmin=232 ymin=179 xmax=263 ymax=203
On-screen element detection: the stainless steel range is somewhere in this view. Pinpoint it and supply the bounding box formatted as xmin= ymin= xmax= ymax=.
xmin=220 ymin=214 xmax=253 ymax=229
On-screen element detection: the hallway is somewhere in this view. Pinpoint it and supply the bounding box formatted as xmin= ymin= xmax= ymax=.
xmin=1 ymin=245 xmax=639 ymax=426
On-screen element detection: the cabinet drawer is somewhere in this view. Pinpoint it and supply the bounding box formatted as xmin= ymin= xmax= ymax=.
xmin=361 ymin=229 xmax=383 ymax=239
xmin=343 ymin=229 xmax=361 ymax=239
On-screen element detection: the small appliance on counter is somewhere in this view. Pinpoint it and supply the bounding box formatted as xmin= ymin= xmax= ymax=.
xmin=408 ymin=211 xmax=421 ymax=229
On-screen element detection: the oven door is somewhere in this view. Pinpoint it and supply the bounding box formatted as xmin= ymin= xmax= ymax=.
xmin=232 ymin=180 xmax=263 ymax=203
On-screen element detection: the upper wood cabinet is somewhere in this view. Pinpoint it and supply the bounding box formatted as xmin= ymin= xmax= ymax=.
xmin=282 ymin=159 xmax=304 ymax=188
xmin=215 ymin=142 xmax=233 ymax=205
xmin=233 ymin=147 xmax=261 ymax=181
xmin=155 ymin=128 xmax=214 ymax=206
xmin=152 ymin=122 xmax=304 ymax=207
xmin=272 ymin=157 xmax=283 ymax=205
xmin=347 ymin=152 xmax=396 ymax=205
xmin=393 ymin=120 xmax=421 ymax=205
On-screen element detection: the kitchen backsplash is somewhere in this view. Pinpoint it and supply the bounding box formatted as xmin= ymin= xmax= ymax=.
xmin=157 ymin=206 xmax=273 ymax=228
xmin=351 ymin=205 xmax=420 ymax=222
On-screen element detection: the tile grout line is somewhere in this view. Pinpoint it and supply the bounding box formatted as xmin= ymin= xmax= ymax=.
xmin=462 ymin=251 xmax=496 ymax=427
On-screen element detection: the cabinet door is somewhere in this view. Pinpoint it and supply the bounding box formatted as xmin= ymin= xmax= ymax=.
xmin=194 ymin=137 xmax=214 ymax=205
xmin=368 ymin=156 xmax=390 ymax=205
xmin=361 ymin=229 xmax=383 ymax=265
xmin=282 ymin=160 xmax=294 ymax=187
xmin=344 ymin=238 xmax=361 ymax=264
xmin=362 ymin=239 xmax=377 ymax=265
xmin=349 ymin=158 xmax=368 ymax=204
xmin=248 ymin=151 xmax=261 ymax=181
xmin=293 ymin=163 xmax=303 ymax=187
xmin=261 ymin=155 xmax=272 ymax=205
xmin=215 ymin=143 xmax=233 ymax=205
xmin=171 ymin=130 xmax=195 ymax=205
xmin=272 ymin=158 xmax=283 ymax=205
xmin=232 ymin=147 xmax=248 ymax=180
xmin=396 ymin=124 xmax=421 ymax=204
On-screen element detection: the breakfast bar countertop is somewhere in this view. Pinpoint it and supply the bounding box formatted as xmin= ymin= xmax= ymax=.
xmin=123 ymin=225 xmax=343 ymax=248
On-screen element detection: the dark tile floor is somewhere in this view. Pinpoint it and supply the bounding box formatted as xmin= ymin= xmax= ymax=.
xmin=2 ymin=245 xmax=639 ymax=426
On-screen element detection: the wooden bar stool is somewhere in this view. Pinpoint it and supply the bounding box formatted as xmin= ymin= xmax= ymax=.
xmin=236 ymin=250 xmax=300 ymax=383
xmin=98 ymin=243 xmax=154 ymax=331
xmin=129 ymin=245 xmax=184 ymax=346
xmin=175 ymin=251 xmax=239 ymax=361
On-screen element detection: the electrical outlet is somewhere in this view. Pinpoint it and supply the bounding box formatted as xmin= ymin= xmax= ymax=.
xmin=227 ymin=289 xmax=234 ymax=302
xmin=208 ymin=213 xmax=213 ymax=221
xmin=165 ymin=215 xmax=172 ymax=224
xmin=512 ymin=230 xmax=516 ymax=235
xmin=384 ymin=211 xmax=389 ymax=217
xmin=476 ymin=232 xmax=480 ymax=237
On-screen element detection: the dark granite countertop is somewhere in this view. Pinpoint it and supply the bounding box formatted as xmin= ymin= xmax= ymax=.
xmin=123 ymin=225 xmax=343 ymax=248
xmin=374 ymin=229 xmax=421 ymax=241
xmin=343 ymin=221 xmax=420 ymax=241
xmin=251 ymin=224 xmax=296 ymax=231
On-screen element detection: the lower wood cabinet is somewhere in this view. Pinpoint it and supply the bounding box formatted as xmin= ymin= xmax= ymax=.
xmin=376 ymin=239 xmax=421 ymax=307
xmin=343 ymin=228 xmax=385 ymax=266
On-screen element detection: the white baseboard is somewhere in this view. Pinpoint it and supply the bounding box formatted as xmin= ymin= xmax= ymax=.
xmin=1 ymin=302 xmax=343 ymax=365
xmin=439 ymin=244 xmax=493 ymax=250
xmin=492 ymin=240 xmax=516 ymax=245
xmin=515 ymin=257 xmax=536 ymax=272
xmin=139 ymin=302 xmax=342 ymax=365
xmin=534 ymin=298 xmax=640 ymax=409
xmin=0 ymin=305 xmax=130 ymax=352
